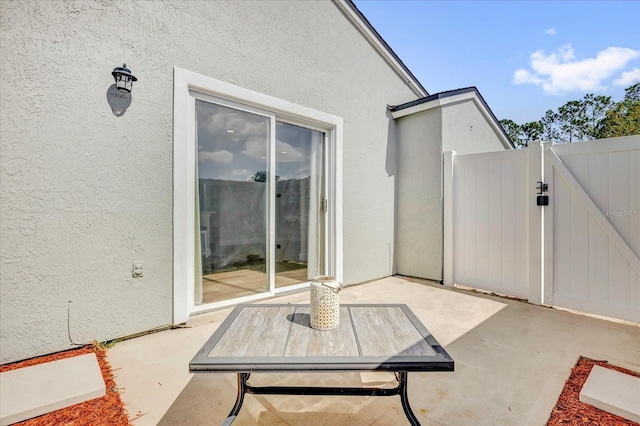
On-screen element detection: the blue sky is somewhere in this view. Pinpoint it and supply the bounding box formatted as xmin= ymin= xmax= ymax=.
xmin=354 ymin=0 xmax=640 ymax=124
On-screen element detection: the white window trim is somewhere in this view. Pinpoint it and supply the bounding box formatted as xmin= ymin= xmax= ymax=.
xmin=172 ymin=67 xmax=343 ymax=324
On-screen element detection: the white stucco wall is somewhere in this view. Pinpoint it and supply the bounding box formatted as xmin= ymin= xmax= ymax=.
xmin=394 ymin=96 xmax=509 ymax=282
xmin=0 ymin=0 xmax=417 ymax=363
xmin=395 ymin=109 xmax=444 ymax=280
xmin=442 ymin=99 xmax=508 ymax=154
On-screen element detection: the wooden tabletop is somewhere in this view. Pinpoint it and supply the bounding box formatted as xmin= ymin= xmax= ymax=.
xmin=189 ymin=304 xmax=454 ymax=372
xmin=190 ymin=304 xmax=454 ymax=373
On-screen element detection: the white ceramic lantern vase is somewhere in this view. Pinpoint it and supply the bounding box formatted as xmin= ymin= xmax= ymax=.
xmin=310 ymin=276 xmax=343 ymax=330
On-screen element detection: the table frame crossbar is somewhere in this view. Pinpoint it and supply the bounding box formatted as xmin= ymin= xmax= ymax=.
xmin=223 ymin=371 xmax=420 ymax=426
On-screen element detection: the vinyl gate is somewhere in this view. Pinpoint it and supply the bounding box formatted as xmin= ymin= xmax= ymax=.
xmin=444 ymin=136 xmax=640 ymax=322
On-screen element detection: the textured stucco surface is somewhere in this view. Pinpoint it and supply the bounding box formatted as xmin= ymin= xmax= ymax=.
xmin=395 ymin=109 xmax=444 ymax=280
xmin=0 ymin=0 xmax=417 ymax=363
xmin=394 ymin=99 xmax=508 ymax=281
xmin=442 ymin=99 xmax=507 ymax=154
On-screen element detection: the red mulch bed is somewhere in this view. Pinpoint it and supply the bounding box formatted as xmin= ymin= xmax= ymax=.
xmin=548 ymin=356 xmax=640 ymax=425
xmin=0 ymin=345 xmax=130 ymax=426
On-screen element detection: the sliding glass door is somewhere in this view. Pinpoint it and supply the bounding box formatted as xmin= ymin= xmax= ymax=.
xmin=194 ymin=98 xmax=326 ymax=306
xmin=274 ymin=122 xmax=325 ymax=289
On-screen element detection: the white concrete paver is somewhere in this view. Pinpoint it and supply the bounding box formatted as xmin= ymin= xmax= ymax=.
xmin=0 ymin=353 xmax=105 ymax=426
xmin=579 ymin=365 xmax=640 ymax=423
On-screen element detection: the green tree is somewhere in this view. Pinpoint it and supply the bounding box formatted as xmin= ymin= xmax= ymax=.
xmin=540 ymin=109 xmax=560 ymax=142
xmin=502 ymin=83 xmax=639 ymax=144
xmin=251 ymin=170 xmax=280 ymax=182
xmin=582 ymin=94 xmax=613 ymax=139
xmin=556 ymin=100 xmax=586 ymax=143
xmin=499 ymin=119 xmax=543 ymax=148
xmin=521 ymin=121 xmax=544 ymax=145
xmin=596 ymin=83 xmax=640 ymax=138
xmin=624 ymin=82 xmax=640 ymax=102
xmin=499 ymin=119 xmax=524 ymax=147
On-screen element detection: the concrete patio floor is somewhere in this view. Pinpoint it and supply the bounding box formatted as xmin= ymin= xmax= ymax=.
xmin=107 ymin=276 xmax=639 ymax=425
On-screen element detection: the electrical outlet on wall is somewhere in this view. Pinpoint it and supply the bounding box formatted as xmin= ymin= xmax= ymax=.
xmin=133 ymin=261 xmax=143 ymax=278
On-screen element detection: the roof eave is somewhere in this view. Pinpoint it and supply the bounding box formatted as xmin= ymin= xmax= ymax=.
xmin=332 ymin=0 xmax=428 ymax=98
xmin=390 ymin=88 xmax=515 ymax=149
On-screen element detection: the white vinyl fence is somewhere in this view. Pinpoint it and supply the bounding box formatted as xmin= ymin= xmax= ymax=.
xmin=445 ymin=149 xmax=529 ymax=299
xmin=444 ymin=136 xmax=640 ymax=323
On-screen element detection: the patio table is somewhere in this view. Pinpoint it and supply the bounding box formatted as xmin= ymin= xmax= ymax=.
xmin=190 ymin=303 xmax=454 ymax=425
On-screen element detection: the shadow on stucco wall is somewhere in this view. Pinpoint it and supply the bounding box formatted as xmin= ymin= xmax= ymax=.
xmin=385 ymin=108 xmax=398 ymax=177
xmin=106 ymin=84 xmax=132 ymax=117
xmin=386 ymin=108 xmax=398 ymax=275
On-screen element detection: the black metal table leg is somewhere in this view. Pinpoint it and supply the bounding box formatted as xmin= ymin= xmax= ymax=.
xmin=222 ymin=372 xmax=250 ymax=426
xmin=222 ymin=371 xmax=420 ymax=425
xmin=396 ymin=372 xmax=421 ymax=426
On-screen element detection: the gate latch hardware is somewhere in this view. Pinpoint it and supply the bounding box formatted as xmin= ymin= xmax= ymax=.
xmin=536 ymin=181 xmax=548 ymax=194
xmin=536 ymin=181 xmax=549 ymax=206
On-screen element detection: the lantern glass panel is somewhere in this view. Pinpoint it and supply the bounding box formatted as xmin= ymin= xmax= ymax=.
xmin=115 ymin=76 xmax=131 ymax=92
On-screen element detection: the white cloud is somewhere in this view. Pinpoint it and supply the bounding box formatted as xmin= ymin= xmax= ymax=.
xmin=275 ymin=140 xmax=304 ymax=162
xmin=614 ymin=68 xmax=640 ymax=86
xmin=198 ymin=149 xmax=233 ymax=163
xmin=513 ymin=44 xmax=640 ymax=94
xmin=544 ymin=28 xmax=557 ymax=35
xmin=241 ymin=137 xmax=268 ymax=159
xmin=231 ymin=169 xmax=253 ymax=181
xmin=198 ymin=106 xmax=269 ymax=142
xmin=513 ymin=69 xmax=542 ymax=85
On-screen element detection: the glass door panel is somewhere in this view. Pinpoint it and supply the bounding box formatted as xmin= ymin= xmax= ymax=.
xmin=274 ymin=122 xmax=325 ymax=288
xmin=195 ymin=100 xmax=270 ymax=305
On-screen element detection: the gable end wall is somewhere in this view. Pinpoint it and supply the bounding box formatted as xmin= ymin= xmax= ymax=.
xmin=0 ymin=0 xmax=418 ymax=363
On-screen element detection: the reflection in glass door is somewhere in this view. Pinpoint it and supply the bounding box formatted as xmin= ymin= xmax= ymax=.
xmin=195 ymin=100 xmax=270 ymax=305
xmin=274 ymin=122 xmax=325 ymax=288
xmin=194 ymin=98 xmax=327 ymax=306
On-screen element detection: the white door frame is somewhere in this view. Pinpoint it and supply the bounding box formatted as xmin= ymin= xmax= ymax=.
xmin=172 ymin=67 xmax=343 ymax=323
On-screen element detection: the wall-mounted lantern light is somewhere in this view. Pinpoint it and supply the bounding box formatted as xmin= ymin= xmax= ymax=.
xmin=111 ymin=63 xmax=137 ymax=93
xmin=107 ymin=63 xmax=137 ymax=117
